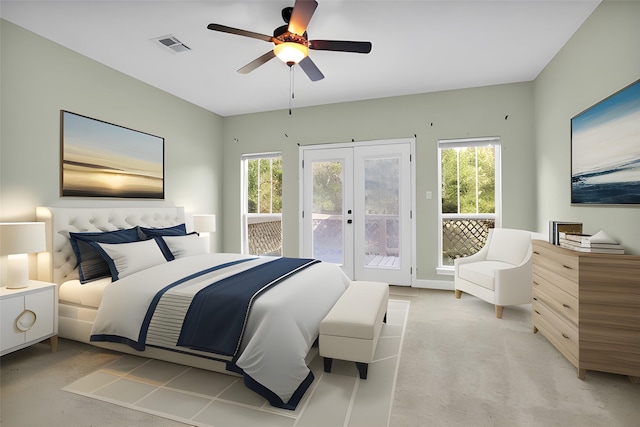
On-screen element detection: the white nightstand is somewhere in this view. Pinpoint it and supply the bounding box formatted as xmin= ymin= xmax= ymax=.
xmin=1 ymin=280 xmax=58 ymax=356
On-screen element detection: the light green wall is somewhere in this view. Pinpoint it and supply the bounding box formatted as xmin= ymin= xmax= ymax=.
xmin=534 ymin=0 xmax=640 ymax=254
xmin=223 ymin=83 xmax=537 ymax=282
xmin=0 ymin=20 xmax=225 ymax=250
xmin=2 ymin=0 xmax=637 ymax=284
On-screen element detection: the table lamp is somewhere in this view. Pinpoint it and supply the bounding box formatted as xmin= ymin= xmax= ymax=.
xmin=0 ymin=222 xmax=46 ymax=289
xmin=193 ymin=214 xmax=216 ymax=253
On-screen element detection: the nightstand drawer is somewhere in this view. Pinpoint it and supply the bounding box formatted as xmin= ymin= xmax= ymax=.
xmin=533 ymin=298 xmax=578 ymax=366
xmin=532 ymin=273 xmax=578 ymax=325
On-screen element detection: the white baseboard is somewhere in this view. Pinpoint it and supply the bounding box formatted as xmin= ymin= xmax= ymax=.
xmin=414 ymin=278 xmax=454 ymax=290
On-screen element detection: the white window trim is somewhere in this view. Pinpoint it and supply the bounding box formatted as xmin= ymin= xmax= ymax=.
xmin=241 ymin=152 xmax=282 ymax=254
xmin=436 ymin=137 xmax=502 ymax=275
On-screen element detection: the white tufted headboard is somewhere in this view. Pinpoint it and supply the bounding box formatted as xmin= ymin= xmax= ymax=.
xmin=36 ymin=206 xmax=185 ymax=285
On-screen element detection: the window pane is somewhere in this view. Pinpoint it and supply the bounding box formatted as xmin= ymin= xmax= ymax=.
xmin=441 ymin=148 xmax=459 ymax=213
xmin=441 ymin=146 xmax=495 ymax=215
xmin=477 ymin=147 xmax=495 ymax=214
xmin=247 ymin=159 xmax=258 ymax=213
xmin=364 ymin=156 xmax=400 ymax=268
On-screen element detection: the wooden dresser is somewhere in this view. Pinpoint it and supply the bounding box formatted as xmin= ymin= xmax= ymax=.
xmin=531 ymin=240 xmax=640 ymax=380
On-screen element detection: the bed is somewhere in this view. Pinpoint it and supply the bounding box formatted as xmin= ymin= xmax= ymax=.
xmin=35 ymin=206 xmax=350 ymax=410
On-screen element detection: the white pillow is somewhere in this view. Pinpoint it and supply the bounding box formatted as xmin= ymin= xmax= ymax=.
xmin=161 ymin=234 xmax=207 ymax=259
xmin=93 ymin=239 xmax=168 ymax=281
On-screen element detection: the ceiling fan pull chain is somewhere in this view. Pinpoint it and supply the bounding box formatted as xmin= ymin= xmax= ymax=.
xmin=289 ymin=65 xmax=295 ymax=115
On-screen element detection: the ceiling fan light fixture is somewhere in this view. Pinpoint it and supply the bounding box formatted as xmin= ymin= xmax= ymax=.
xmin=274 ymin=42 xmax=308 ymax=65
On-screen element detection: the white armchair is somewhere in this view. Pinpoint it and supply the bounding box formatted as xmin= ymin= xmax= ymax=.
xmin=454 ymin=228 xmax=533 ymax=318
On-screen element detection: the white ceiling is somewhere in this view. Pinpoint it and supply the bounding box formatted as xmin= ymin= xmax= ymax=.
xmin=1 ymin=0 xmax=601 ymax=117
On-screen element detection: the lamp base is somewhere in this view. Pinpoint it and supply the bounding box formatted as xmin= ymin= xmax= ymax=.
xmin=5 ymin=254 xmax=30 ymax=289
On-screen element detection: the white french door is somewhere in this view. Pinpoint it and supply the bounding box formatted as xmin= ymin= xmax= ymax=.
xmin=301 ymin=139 xmax=413 ymax=286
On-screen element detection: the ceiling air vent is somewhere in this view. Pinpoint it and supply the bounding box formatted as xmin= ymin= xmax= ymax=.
xmin=154 ymin=35 xmax=191 ymax=53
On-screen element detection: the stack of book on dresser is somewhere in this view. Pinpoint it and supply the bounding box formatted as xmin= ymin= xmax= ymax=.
xmin=558 ymin=229 xmax=625 ymax=254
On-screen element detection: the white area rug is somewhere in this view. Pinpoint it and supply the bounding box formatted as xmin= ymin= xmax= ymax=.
xmin=63 ymin=299 xmax=409 ymax=427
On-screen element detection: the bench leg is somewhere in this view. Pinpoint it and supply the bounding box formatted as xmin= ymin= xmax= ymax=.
xmin=356 ymin=362 xmax=368 ymax=379
xmin=323 ymin=357 xmax=333 ymax=373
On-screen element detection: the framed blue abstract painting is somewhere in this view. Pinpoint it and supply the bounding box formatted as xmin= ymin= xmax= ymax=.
xmin=571 ymin=79 xmax=640 ymax=204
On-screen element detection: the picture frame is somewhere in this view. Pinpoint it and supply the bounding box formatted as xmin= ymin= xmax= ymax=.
xmin=61 ymin=111 xmax=164 ymax=198
xmin=571 ymin=79 xmax=640 ymax=205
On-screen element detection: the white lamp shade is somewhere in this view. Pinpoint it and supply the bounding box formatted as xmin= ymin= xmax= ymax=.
xmin=0 ymin=222 xmax=46 ymax=255
xmin=193 ymin=214 xmax=216 ymax=233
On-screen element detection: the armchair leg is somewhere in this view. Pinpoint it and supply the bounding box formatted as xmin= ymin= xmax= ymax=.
xmin=495 ymin=305 xmax=503 ymax=319
xmin=455 ymin=289 xmax=462 ymax=299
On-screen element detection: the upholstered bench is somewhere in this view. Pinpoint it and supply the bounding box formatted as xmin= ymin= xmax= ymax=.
xmin=319 ymin=280 xmax=389 ymax=379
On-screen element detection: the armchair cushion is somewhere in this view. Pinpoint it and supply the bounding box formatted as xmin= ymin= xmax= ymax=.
xmin=485 ymin=228 xmax=532 ymax=265
xmin=458 ymin=260 xmax=515 ymax=291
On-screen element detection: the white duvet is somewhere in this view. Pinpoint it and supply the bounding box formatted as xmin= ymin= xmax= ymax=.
xmin=91 ymin=253 xmax=350 ymax=407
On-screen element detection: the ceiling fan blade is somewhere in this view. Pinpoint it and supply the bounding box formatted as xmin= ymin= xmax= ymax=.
xmin=237 ymin=51 xmax=276 ymax=74
xmin=288 ymin=0 xmax=318 ymax=36
xmin=207 ymin=23 xmax=273 ymax=43
xmin=298 ymin=56 xmax=324 ymax=81
xmin=309 ymin=40 xmax=372 ymax=54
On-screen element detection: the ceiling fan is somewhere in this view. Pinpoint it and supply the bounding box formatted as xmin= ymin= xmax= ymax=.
xmin=207 ymin=0 xmax=372 ymax=81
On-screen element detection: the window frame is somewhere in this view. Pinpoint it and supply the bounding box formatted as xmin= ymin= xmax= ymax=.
xmin=241 ymin=152 xmax=283 ymax=255
xmin=436 ymin=137 xmax=502 ymax=275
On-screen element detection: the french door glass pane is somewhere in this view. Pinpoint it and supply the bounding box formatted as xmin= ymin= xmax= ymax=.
xmin=312 ymin=161 xmax=343 ymax=264
xmin=364 ymin=156 xmax=400 ymax=269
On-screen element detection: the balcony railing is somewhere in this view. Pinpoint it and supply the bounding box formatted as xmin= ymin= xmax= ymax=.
xmin=247 ymin=214 xmax=282 ymax=256
xmin=442 ymin=215 xmax=495 ymax=266
xmin=245 ymin=213 xmax=495 ymax=267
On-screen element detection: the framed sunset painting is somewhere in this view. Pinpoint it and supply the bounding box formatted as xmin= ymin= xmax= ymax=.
xmin=571 ymin=79 xmax=640 ymax=204
xmin=61 ymin=111 xmax=164 ymax=198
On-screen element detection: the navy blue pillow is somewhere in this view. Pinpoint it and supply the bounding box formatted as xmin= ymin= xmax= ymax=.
xmin=138 ymin=223 xmax=187 ymax=239
xmin=69 ymin=228 xmax=140 ymax=283
xmin=138 ymin=224 xmax=188 ymax=260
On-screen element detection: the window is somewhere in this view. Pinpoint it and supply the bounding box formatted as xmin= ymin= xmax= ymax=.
xmin=437 ymin=137 xmax=501 ymax=273
xmin=241 ymin=153 xmax=283 ymax=255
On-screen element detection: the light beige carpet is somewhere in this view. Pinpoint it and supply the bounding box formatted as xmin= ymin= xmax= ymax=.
xmin=62 ymin=299 xmax=409 ymax=427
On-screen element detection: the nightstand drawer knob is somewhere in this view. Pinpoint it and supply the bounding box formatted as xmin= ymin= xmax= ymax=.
xmin=16 ymin=310 xmax=36 ymax=332
xmin=562 ymin=333 xmax=569 ymax=339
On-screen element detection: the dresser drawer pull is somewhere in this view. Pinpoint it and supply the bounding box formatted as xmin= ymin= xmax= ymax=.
xmin=533 ymin=251 xmax=540 ymax=255
xmin=533 ymin=281 xmax=539 ymax=286
xmin=534 ymin=310 xmax=541 ymax=315
xmin=562 ymin=264 xmax=572 ymax=270
xmin=562 ymin=333 xmax=569 ymax=339
xmin=562 ymin=303 xmax=570 ymax=308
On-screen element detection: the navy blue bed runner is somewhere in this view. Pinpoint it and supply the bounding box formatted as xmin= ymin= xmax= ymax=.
xmin=177 ymin=257 xmax=319 ymax=357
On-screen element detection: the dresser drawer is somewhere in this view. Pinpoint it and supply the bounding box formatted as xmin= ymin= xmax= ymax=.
xmin=532 ymin=242 xmax=579 ymax=296
xmin=533 ymin=299 xmax=579 ymax=366
xmin=532 ymin=273 xmax=578 ymax=325
xmin=532 ymin=261 xmax=578 ymax=299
